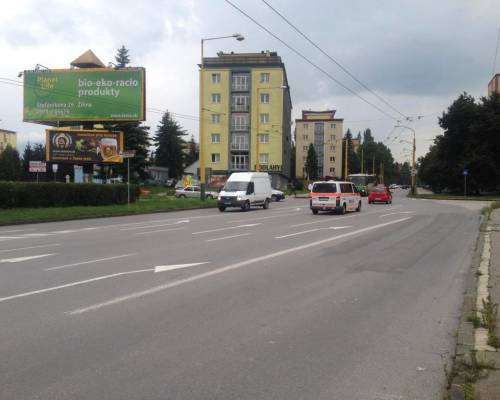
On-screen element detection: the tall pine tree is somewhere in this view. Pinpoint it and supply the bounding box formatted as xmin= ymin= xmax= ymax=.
xmin=0 ymin=144 xmax=22 ymax=181
xmin=115 ymin=45 xmax=130 ymax=67
xmin=154 ymin=111 xmax=187 ymax=178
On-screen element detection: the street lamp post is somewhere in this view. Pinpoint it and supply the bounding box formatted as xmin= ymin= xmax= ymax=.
xmin=255 ymin=85 xmax=287 ymax=172
xmin=395 ymin=125 xmax=416 ymax=195
xmin=199 ymin=33 xmax=244 ymax=200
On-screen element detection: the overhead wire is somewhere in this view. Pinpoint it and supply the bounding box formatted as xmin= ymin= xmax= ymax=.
xmin=260 ymin=0 xmax=408 ymax=120
xmin=224 ymin=0 xmax=400 ymax=121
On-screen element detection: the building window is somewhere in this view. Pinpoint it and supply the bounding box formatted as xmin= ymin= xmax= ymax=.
xmin=212 ymin=114 xmax=220 ymax=123
xmin=329 ymin=156 xmax=335 ymax=162
xmin=331 ymin=123 xmax=336 ymax=129
xmin=231 ymin=154 xmax=249 ymax=170
xmin=232 ymin=114 xmax=249 ymax=131
xmin=330 ymin=135 xmax=336 ymax=141
xmin=211 ymin=153 xmax=220 ymax=163
xmin=304 ymin=124 xmax=308 ymax=129
xmin=330 ymin=167 xmax=335 ymax=173
xmin=259 ymin=153 xmax=269 ymax=165
xmin=212 ymin=93 xmax=221 ymax=103
xmin=303 ymin=134 xmax=309 ymax=141
xmin=231 ymin=95 xmax=249 ymax=111
xmin=260 ymin=113 xmax=269 ymax=124
xmin=330 ymin=145 xmax=335 ymax=151
xmin=260 ymin=73 xmax=270 ymax=83
xmin=231 ymin=134 xmax=249 ymax=150
xmin=259 ymin=134 xmax=269 ymax=143
xmin=232 ymin=73 xmax=249 ymax=91
xmin=212 ymin=73 xmax=221 ymax=84
xmin=260 ymin=93 xmax=270 ymax=103
xmin=303 ymin=145 xmax=308 ymax=151
xmin=211 ymin=134 xmax=221 ymax=143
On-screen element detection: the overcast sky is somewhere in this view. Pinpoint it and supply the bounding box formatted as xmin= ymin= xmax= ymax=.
xmin=1 ymin=0 xmax=499 ymax=162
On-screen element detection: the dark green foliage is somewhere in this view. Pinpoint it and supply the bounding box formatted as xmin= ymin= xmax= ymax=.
xmin=342 ymin=129 xmax=360 ymax=177
xmin=419 ymin=92 xmax=500 ymax=193
xmin=305 ymin=143 xmax=318 ymax=180
xmin=0 ymin=144 xmax=22 ymax=181
xmin=0 ymin=182 xmax=138 ymax=208
xmin=154 ymin=111 xmax=187 ymax=178
xmin=21 ymin=142 xmax=45 ymax=181
xmin=184 ymin=135 xmax=198 ymax=167
xmin=115 ymin=45 xmax=131 ymax=67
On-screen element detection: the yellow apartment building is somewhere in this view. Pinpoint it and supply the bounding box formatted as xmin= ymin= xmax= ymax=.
xmin=199 ymin=51 xmax=292 ymax=188
xmin=488 ymin=74 xmax=500 ymax=95
xmin=295 ymin=110 xmax=343 ymax=179
xmin=0 ymin=129 xmax=17 ymax=153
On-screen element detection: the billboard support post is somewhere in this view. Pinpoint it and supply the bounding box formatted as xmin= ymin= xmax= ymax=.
xmin=120 ymin=150 xmax=136 ymax=209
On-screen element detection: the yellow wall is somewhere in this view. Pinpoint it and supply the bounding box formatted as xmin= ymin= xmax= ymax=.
xmin=0 ymin=131 xmax=16 ymax=153
xmin=251 ymin=68 xmax=284 ymax=170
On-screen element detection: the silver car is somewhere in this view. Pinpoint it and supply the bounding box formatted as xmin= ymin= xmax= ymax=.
xmin=175 ymin=186 xmax=218 ymax=199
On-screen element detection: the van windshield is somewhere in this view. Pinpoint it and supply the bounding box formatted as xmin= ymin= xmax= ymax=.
xmin=312 ymin=183 xmax=337 ymax=193
xmin=223 ymin=181 xmax=248 ymax=192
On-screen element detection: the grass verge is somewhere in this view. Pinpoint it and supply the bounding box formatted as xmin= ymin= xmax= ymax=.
xmin=0 ymin=196 xmax=217 ymax=226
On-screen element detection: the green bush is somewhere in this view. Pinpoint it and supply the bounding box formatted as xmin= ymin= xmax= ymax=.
xmin=0 ymin=182 xmax=138 ymax=208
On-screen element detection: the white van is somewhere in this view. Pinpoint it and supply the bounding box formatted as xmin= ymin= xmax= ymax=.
xmin=217 ymin=172 xmax=273 ymax=212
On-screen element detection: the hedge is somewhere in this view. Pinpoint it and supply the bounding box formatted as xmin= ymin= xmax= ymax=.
xmin=0 ymin=182 xmax=138 ymax=208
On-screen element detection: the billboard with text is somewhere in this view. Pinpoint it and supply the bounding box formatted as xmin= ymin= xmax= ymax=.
xmin=24 ymin=68 xmax=145 ymax=122
xmin=45 ymin=129 xmax=124 ymax=163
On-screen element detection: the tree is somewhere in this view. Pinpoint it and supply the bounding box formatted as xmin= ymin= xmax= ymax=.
xmin=115 ymin=45 xmax=130 ymax=67
xmin=21 ymin=142 xmax=46 ymax=181
xmin=342 ymin=129 xmax=360 ymax=177
xmin=154 ymin=111 xmax=187 ymax=178
xmin=184 ymin=135 xmax=199 ymax=167
xmin=305 ymin=143 xmax=318 ymax=180
xmin=0 ymin=144 xmax=22 ymax=181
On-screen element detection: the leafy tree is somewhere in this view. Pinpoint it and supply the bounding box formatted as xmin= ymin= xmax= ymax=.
xmin=0 ymin=144 xmax=22 ymax=181
xmin=154 ymin=111 xmax=187 ymax=178
xmin=115 ymin=45 xmax=130 ymax=67
xmin=305 ymin=143 xmax=318 ymax=180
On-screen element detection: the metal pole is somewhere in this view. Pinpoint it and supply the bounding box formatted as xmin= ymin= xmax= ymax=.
xmin=127 ymin=157 xmax=130 ymax=208
xmin=344 ymin=138 xmax=348 ymax=179
xmin=256 ymin=88 xmax=260 ymax=172
xmin=199 ymin=39 xmax=206 ymax=200
xmin=412 ymin=131 xmax=416 ymax=195
xmin=361 ymin=147 xmax=364 ymax=174
xmin=464 ymin=174 xmax=467 ymax=198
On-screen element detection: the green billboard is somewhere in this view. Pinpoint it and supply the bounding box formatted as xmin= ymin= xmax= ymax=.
xmin=23 ymin=68 xmax=145 ymax=122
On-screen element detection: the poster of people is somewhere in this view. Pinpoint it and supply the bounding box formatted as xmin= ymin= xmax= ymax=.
xmin=45 ymin=129 xmax=124 ymax=163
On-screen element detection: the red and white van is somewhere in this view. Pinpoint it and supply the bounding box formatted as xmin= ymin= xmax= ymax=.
xmin=309 ymin=180 xmax=362 ymax=215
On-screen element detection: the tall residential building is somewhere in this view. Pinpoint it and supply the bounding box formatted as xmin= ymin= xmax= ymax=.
xmin=0 ymin=129 xmax=17 ymax=153
xmin=488 ymin=74 xmax=500 ymax=95
xmin=295 ymin=110 xmax=343 ymax=179
xmin=199 ymin=51 xmax=292 ymax=188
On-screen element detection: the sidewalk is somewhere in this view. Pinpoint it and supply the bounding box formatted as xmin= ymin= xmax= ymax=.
xmin=450 ymin=209 xmax=500 ymax=399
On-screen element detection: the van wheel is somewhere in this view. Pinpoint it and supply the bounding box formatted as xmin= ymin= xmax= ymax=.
xmin=206 ymin=194 xmax=213 ymax=200
xmin=179 ymin=194 xmax=186 ymax=198
xmin=241 ymin=201 xmax=250 ymax=212
xmin=218 ymin=206 xmax=226 ymax=212
xmin=312 ymin=209 xmax=319 ymax=215
xmin=340 ymin=204 xmax=347 ymax=215
xmin=356 ymin=201 xmax=361 ymax=212
xmin=271 ymin=194 xmax=277 ymax=202
xmin=263 ymin=199 xmax=270 ymax=209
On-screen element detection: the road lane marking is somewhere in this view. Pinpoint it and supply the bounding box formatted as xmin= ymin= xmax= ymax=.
xmin=231 ymin=212 xmax=299 ymax=223
xmin=0 ymin=253 xmax=57 ymax=263
xmin=120 ymin=220 xmax=190 ymax=231
xmin=192 ymin=223 xmax=261 ymax=235
xmin=67 ymin=217 xmax=412 ymax=315
xmin=379 ymin=211 xmax=415 ymax=218
xmin=0 ymin=269 xmax=153 ymax=303
xmin=0 ymin=236 xmax=23 ymax=241
xmin=0 ymin=228 xmax=36 ymax=234
xmin=205 ymin=233 xmax=251 ymax=242
xmin=45 ymin=254 xmax=136 ymax=271
xmin=135 ymin=227 xmax=185 ymax=236
xmin=1 ymin=262 xmax=209 ymax=304
xmin=275 ymin=226 xmax=352 ymax=239
xmin=0 ymin=243 xmax=61 ymax=254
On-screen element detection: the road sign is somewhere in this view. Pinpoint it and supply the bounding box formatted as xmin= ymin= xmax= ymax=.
xmin=463 ymin=169 xmax=468 ymax=176
xmin=52 ymin=164 xmax=58 ymax=173
xmin=120 ymin=150 xmax=136 ymax=158
xmin=29 ymin=161 xmax=46 ymax=173
xmin=411 ymin=168 xmax=417 ymax=177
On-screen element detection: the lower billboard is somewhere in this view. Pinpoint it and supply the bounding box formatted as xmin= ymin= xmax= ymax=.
xmin=45 ymin=129 xmax=123 ymax=163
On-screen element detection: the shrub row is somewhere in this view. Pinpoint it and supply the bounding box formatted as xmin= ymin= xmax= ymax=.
xmin=0 ymin=182 xmax=138 ymax=208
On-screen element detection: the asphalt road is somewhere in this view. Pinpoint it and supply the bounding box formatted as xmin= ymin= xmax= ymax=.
xmin=0 ymin=191 xmax=485 ymax=400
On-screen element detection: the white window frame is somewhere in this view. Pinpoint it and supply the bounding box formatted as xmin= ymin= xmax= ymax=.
xmin=260 ymin=72 xmax=270 ymax=83
xmin=211 ymin=153 xmax=220 ymax=163
xmin=211 ymin=133 xmax=221 ymax=143
xmin=211 ymin=114 xmax=221 ymax=124
xmin=260 ymin=113 xmax=269 ymax=124
xmin=231 ymin=133 xmax=249 ymax=150
xmin=212 ymin=93 xmax=221 ymax=103
xmin=212 ymin=73 xmax=221 ymax=84
xmin=232 ymin=114 xmax=249 ymax=131
xmin=259 ymin=153 xmax=269 ymax=165
xmin=259 ymin=133 xmax=269 ymax=144
xmin=260 ymin=93 xmax=270 ymax=104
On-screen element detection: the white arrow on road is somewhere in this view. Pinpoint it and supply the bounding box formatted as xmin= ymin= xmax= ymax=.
xmin=0 ymin=261 xmax=209 ymax=303
xmin=192 ymin=223 xmax=261 ymax=235
xmin=120 ymin=219 xmax=190 ymax=231
xmin=0 ymin=253 xmax=57 ymax=263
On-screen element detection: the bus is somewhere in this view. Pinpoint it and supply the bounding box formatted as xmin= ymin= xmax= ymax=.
xmin=347 ymin=173 xmax=377 ymax=196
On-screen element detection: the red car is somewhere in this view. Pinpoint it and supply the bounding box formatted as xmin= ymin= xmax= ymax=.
xmin=368 ymin=186 xmax=392 ymax=204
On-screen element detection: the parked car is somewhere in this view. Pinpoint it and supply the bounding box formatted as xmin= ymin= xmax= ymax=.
xmin=368 ymin=185 xmax=393 ymax=204
xmin=271 ymin=188 xmax=285 ymax=202
xmin=217 ymin=172 xmax=273 ymax=211
xmin=175 ymin=186 xmax=218 ymax=199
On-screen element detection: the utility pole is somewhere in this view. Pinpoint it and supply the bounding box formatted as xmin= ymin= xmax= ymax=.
xmin=372 ymin=157 xmax=375 ymax=175
xmin=361 ymin=147 xmax=364 ymax=174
